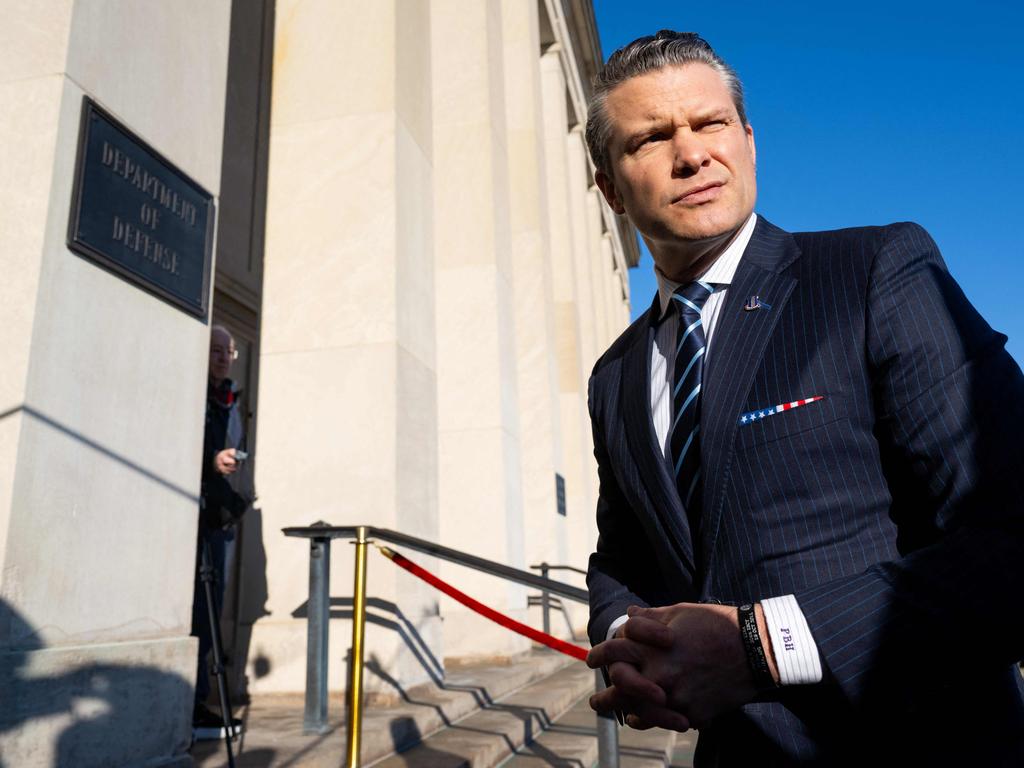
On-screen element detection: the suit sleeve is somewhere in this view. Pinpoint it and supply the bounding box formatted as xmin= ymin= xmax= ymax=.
xmin=794 ymin=223 xmax=1024 ymax=706
xmin=586 ymin=373 xmax=671 ymax=646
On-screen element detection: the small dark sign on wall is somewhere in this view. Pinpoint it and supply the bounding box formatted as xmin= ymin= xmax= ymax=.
xmin=555 ymin=473 xmax=566 ymax=517
xmin=67 ymin=97 xmax=215 ymax=318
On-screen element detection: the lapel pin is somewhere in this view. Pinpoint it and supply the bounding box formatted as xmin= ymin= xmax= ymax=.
xmin=743 ymin=295 xmax=771 ymax=311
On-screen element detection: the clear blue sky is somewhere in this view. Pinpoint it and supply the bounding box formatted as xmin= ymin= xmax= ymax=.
xmin=593 ymin=0 xmax=1023 ymax=365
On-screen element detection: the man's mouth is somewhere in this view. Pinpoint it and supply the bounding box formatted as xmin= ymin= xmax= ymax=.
xmin=673 ymin=182 xmax=724 ymax=205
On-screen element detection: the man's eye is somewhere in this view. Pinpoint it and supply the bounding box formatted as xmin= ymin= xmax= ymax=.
xmin=698 ymin=120 xmax=726 ymax=131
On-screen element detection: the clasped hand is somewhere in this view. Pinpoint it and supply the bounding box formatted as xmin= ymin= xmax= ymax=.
xmin=586 ymin=602 xmax=760 ymax=731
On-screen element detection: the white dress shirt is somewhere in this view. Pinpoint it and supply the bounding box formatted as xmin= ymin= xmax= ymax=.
xmin=607 ymin=212 xmax=822 ymax=686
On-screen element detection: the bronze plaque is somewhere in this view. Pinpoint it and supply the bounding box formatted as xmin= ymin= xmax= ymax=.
xmin=67 ymin=97 xmax=215 ymax=318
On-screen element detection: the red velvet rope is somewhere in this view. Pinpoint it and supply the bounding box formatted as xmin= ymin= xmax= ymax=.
xmin=378 ymin=545 xmax=588 ymax=661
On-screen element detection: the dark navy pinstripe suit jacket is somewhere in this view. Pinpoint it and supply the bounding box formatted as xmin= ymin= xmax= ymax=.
xmin=586 ymin=217 xmax=1024 ymax=766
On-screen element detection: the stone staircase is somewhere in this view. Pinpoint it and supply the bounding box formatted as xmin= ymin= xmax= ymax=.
xmin=190 ymin=648 xmax=693 ymax=767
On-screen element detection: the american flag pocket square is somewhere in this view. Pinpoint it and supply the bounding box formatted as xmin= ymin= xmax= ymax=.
xmin=738 ymin=396 xmax=824 ymax=426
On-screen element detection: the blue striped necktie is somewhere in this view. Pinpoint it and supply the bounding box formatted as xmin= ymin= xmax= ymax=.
xmin=669 ymin=280 xmax=713 ymax=535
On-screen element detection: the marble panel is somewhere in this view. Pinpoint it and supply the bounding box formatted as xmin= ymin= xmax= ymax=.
xmin=559 ymin=390 xmax=596 ymax=577
xmin=436 ymin=418 xmax=529 ymax=663
xmin=0 ymin=413 xmax=22 ymax=571
xmin=4 ymin=75 xmax=210 ymax=646
xmin=262 ymin=114 xmax=399 ymax=355
xmin=394 ymin=0 xmax=434 ymax=155
xmin=255 ymin=343 xmax=399 ymax=621
xmin=65 ymin=0 xmax=231 ymax=192
xmin=5 ymin=412 xmax=198 ymax=646
xmin=566 ymin=131 xmax=598 ymax=376
xmin=270 ymin=0 xmax=396 ymax=128
xmin=0 ymin=74 xmax=59 ymax=567
xmin=431 ymin=132 xmax=503 ymax=269
xmin=394 ymin=346 xmax=439 ymax=544
xmin=587 ymin=189 xmax=611 ymax=350
xmin=555 ymin=301 xmax=583 ymax=394
xmin=434 ymin=265 xmax=506 ymax=430
xmin=0 ymin=0 xmax=73 ymax=84
xmin=441 ymin=609 xmax=530 ymax=661
xmin=394 ymin=119 xmax=436 ymax=371
xmin=0 ymin=75 xmax=63 ymax=411
xmin=539 ymin=52 xmax=578 ymax=303
xmin=429 ymin=0 xmax=501 ymax=130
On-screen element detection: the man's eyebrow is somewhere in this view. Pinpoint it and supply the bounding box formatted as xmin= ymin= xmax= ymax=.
xmin=623 ymin=119 xmax=667 ymax=145
xmin=693 ymin=106 xmax=735 ymax=122
xmin=622 ymin=107 xmax=736 ymax=145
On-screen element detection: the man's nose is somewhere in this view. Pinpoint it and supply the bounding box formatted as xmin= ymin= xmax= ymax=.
xmin=671 ymin=129 xmax=710 ymax=174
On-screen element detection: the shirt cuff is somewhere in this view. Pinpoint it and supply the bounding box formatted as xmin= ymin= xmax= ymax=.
xmin=606 ymin=614 xmax=629 ymax=642
xmin=760 ymin=595 xmax=823 ymax=685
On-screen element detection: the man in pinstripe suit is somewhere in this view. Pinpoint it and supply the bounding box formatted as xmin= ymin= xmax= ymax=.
xmin=583 ymin=32 xmax=1024 ymax=766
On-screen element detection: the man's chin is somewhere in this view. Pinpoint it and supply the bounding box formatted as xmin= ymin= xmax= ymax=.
xmin=658 ymin=221 xmax=740 ymax=248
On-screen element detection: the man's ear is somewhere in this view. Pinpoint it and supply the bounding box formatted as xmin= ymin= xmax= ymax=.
xmin=595 ymin=170 xmax=626 ymax=215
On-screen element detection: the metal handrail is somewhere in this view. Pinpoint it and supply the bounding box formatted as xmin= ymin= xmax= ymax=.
xmin=529 ymin=562 xmax=587 ymax=576
xmin=527 ymin=561 xmax=588 ymax=638
xmin=282 ymin=522 xmax=617 ymax=768
xmin=284 ymin=523 xmax=589 ymax=603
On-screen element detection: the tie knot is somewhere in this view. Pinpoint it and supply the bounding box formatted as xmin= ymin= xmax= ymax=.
xmin=672 ymin=280 xmax=713 ymax=317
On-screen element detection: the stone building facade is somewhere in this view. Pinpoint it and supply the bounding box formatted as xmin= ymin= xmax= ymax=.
xmin=0 ymin=1 xmax=636 ymax=764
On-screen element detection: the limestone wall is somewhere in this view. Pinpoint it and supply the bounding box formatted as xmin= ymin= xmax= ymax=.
xmin=252 ymin=0 xmax=634 ymax=696
xmin=0 ymin=1 xmax=232 ymax=765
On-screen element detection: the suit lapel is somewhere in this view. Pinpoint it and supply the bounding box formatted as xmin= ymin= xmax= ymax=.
xmin=620 ymin=295 xmax=696 ymax=572
xmin=698 ymin=219 xmax=801 ymax=581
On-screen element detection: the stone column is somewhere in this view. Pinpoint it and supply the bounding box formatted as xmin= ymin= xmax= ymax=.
xmin=605 ymin=236 xmax=629 ymax=335
xmin=563 ymin=128 xmax=601 ymax=601
xmin=0 ymin=2 xmax=231 ymax=764
xmin=431 ymin=0 xmax=529 ymax=659
xmin=539 ymin=50 xmax=595 ymax=628
xmin=587 ymin=188 xmax=612 ymax=352
xmin=566 ymin=129 xmax=600 ymax=381
xmin=254 ymin=0 xmax=440 ymax=695
xmin=500 ymin=0 xmax=571 ymax=629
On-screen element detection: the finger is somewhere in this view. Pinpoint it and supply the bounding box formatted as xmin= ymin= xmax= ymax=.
xmin=624 ymin=705 xmax=690 ymax=732
xmin=589 ymin=677 xmax=665 ymax=714
xmin=627 ymin=604 xmax=675 ymax=623
xmin=590 ymin=679 xmax=662 ymax=714
xmin=589 ymin=686 xmax=628 ymax=715
xmin=606 ymin=661 xmax=667 ymax=704
xmin=587 ymin=638 xmax=644 ymax=669
xmin=621 ymin=615 xmax=674 ymax=648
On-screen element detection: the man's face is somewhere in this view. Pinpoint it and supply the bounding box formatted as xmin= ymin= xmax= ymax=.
xmin=209 ymin=328 xmax=236 ymax=384
xmin=596 ymin=63 xmax=757 ymax=265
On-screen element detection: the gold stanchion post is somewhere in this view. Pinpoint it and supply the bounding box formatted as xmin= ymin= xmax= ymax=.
xmin=346 ymin=526 xmax=369 ymax=768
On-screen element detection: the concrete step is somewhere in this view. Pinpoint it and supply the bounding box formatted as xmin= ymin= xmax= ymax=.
xmin=369 ymin=659 xmax=596 ymax=768
xmin=502 ymin=691 xmax=694 ymax=768
xmin=190 ymin=648 xmax=583 ymax=767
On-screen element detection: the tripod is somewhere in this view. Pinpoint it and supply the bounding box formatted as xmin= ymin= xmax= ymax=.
xmin=198 ymin=535 xmax=238 ymax=768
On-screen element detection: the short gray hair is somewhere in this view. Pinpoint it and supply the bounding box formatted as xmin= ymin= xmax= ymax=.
xmin=585 ymin=31 xmax=748 ymax=178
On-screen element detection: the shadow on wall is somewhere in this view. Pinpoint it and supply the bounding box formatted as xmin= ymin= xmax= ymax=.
xmin=291 ymin=596 xmax=444 ymax=691
xmin=288 ymin=598 xmax=555 ymax=758
xmin=0 ymin=598 xmax=194 ymax=767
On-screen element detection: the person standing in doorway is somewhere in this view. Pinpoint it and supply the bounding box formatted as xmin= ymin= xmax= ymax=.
xmin=192 ymin=325 xmax=250 ymax=738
